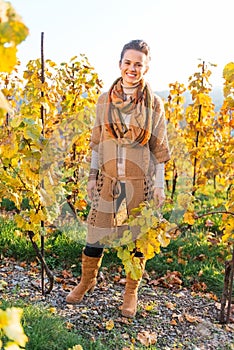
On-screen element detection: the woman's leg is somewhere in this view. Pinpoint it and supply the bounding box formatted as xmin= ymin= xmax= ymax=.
xmin=121 ymin=179 xmax=146 ymax=317
xmin=66 ymin=245 xmax=103 ymax=304
xmin=84 ymin=244 xmax=104 ymax=257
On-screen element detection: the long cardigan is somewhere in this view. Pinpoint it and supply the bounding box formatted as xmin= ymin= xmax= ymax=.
xmin=86 ymin=91 xmax=171 ymax=245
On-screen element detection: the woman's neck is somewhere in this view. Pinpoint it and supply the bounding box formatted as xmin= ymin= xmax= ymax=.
xmin=121 ymin=82 xmax=139 ymax=96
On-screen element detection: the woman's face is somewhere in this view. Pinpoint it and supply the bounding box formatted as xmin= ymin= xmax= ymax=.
xmin=119 ymin=49 xmax=149 ymax=86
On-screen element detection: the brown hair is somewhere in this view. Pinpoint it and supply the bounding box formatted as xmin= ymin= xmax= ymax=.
xmin=120 ymin=39 xmax=151 ymax=63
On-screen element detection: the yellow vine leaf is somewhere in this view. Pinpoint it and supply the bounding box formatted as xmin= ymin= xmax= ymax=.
xmin=0 ymin=307 xmax=28 ymax=348
xmin=23 ymin=124 xmax=42 ymax=146
xmin=68 ymin=345 xmax=83 ymax=350
xmin=7 ymin=192 xmax=20 ymax=210
xmin=158 ymin=230 xmax=171 ymax=248
xmin=117 ymin=248 xmax=143 ymax=280
xmin=136 ymin=240 xmax=155 ymax=260
xmin=222 ymin=217 xmax=234 ymax=242
xmin=10 ymin=115 xmax=23 ymax=128
xmin=14 ymin=215 xmax=26 ymax=229
xmin=0 ymin=45 xmax=17 ymax=73
xmin=129 ymin=257 xmax=144 ymax=280
xmin=117 ymin=247 xmax=130 ymax=261
xmin=0 ymin=133 xmax=18 ymax=159
xmin=177 ymin=193 xmax=194 ymax=210
xmin=115 ymin=200 xmax=179 ymax=279
xmin=39 ymin=187 xmax=57 ymax=207
xmin=140 ymin=223 xmax=150 ymax=234
xmin=119 ymin=230 xmax=133 ymax=246
xmin=30 ymin=210 xmax=45 ymax=224
xmin=223 ymin=62 xmax=234 ymax=83
xmin=0 ymin=0 xmax=29 ymax=73
xmin=0 ymin=90 xmax=12 ymax=112
xmin=20 ymin=162 xmax=39 ymax=182
xmin=183 ymin=211 xmax=195 ymax=225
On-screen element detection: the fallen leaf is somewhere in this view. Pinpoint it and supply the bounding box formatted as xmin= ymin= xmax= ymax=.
xmin=117 ymin=266 xmax=123 ymax=273
xmin=194 ymin=254 xmax=206 ymax=261
xmin=119 ymin=278 xmax=127 ymax=285
xmin=19 ymin=261 xmax=27 ymax=268
xmin=105 ymin=319 xmax=114 ymax=330
xmin=205 ymin=219 xmax=214 ymax=227
xmin=178 ymin=246 xmax=183 ymax=257
xmin=165 ymin=301 xmax=176 ymax=310
xmin=99 ymin=271 xmax=105 ymax=281
xmin=54 ymin=276 xmax=64 ymax=283
xmin=205 ymin=292 xmax=218 ymax=301
xmin=156 ymin=270 xmax=183 ymax=288
xmin=191 ymin=281 xmax=207 ymax=292
xmin=66 ymin=322 xmax=74 ymax=329
xmin=178 ymin=258 xmax=187 ymax=265
xmin=0 ymin=279 xmax=8 ymax=290
xmin=62 ymin=269 xmax=73 ymax=278
xmin=172 ymin=313 xmax=184 ymax=322
xmin=137 ymin=330 xmax=157 ymax=346
xmin=145 ymin=304 xmax=155 ymax=311
xmin=48 ymin=307 xmax=57 ymax=314
xmin=225 ymin=324 xmax=234 ymax=332
xmin=184 ymin=313 xmax=201 ymax=323
xmin=115 ymin=317 xmax=131 ymax=324
xmin=122 ymin=346 xmax=134 ymax=350
xmin=121 ymin=333 xmax=130 ymax=339
xmin=144 ymin=301 xmax=157 ymax=311
xmin=113 ymin=274 xmax=121 ymax=282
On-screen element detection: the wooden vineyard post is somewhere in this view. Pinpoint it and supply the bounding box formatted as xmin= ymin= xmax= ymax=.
xmin=220 ymin=247 xmax=234 ymax=323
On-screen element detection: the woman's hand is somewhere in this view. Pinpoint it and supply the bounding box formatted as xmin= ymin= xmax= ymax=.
xmin=153 ymin=187 xmax=165 ymax=208
xmin=87 ymin=179 xmax=97 ymax=200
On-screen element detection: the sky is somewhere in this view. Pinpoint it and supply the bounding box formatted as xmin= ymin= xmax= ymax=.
xmin=9 ymin=0 xmax=234 ymax=92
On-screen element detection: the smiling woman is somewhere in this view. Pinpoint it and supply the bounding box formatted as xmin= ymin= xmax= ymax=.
xmin=119 ymin=40 xmax=150 ymax=87
xmin=119 ymin=49 xmax=149 ymax=86
xmin=66 ymin=39 xmax=171 ymax=319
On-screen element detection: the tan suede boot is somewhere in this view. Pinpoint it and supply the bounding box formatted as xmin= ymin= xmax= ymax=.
xmin=121 ymin=258 xmax=146 ymax=318
xmin=66 ymin=252 xmax=103 ymax=304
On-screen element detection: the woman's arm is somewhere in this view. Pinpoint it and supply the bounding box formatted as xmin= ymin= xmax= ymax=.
xmin=153 ymin=162 xmax=166 ymax=207
xmin=87 ymin=150 xmax=99 ymax=200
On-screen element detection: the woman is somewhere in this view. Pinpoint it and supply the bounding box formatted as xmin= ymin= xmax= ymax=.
xmin=66 ymin=39 xmax=171 ymax=318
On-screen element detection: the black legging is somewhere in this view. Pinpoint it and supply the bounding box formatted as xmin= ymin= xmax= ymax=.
xmin=84 ymin=182 xmax=143 ymax=258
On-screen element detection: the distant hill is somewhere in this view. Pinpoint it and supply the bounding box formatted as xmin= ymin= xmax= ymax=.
xmin=156 ymin=86 xmax=223 ymax=112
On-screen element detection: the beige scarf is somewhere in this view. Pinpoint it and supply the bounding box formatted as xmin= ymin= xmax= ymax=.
xmin=105 ymin=77 xmax=153 ymax=146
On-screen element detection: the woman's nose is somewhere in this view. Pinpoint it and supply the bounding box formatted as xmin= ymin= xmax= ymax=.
xmin=129 ymin=64 xmax=136 ymax=71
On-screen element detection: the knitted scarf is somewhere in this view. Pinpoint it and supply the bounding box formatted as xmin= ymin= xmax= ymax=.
xmin=105 ymin=77 xmax=153 ymax=146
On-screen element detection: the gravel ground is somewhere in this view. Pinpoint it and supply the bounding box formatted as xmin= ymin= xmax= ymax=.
xmin=1 ymin=259 xmax=234 ymax=350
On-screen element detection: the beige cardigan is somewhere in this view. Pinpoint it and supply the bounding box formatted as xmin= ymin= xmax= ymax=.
xmin=86 ymin=91 xmax=171 ymax=244
xmin=90 ymin=92 xmax=171 ymax=180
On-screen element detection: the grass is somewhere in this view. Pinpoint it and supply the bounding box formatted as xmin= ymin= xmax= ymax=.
xmin=1 ymin=298 xmax=231 ymax=350
xmin=0 ymin=218 xmax=36 ymax=261
xmin=1 ymin=299 xmax=162 ymax=350
xmin=0 ymin=216 xmax=231 ymax=296
xmin=0 ymin=299 xmax=101 ymax=350
xmin=147 ymin=228 xmax=230 ymax=296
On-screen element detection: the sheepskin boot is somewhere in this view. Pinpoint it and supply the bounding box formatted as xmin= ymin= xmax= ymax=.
xmin=121 ymin=258 xmax=146 ymax=318
xmin=66 ymin=251 xmax=103 ymax=304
